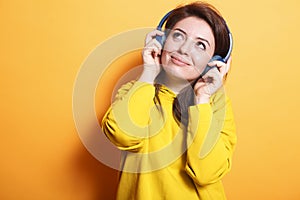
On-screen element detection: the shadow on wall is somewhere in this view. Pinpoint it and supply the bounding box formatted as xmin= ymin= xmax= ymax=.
xmin=71 ymin=53 xmax=143 ymax=200
xmin=72 ymin=119 xmax=121 ymax=199
xmin=73 ymin=140 xmax=119 ymax=200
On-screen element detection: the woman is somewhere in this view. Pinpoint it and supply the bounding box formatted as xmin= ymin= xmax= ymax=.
xmin=102 ymin=1 xmax=237 ymax=199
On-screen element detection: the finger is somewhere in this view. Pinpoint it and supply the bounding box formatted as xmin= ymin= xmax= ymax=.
xmin=146 ymin=39 xmax=163 ymax=55
xmin=194 ymin=81 xmax=206 ymax=89
xmin=218 ymin=63 xmax=227 ymax=77
xmin=218 ymin=59 xmax=231 ymax=78
xmin=203 ymin=68 xmax=222 ymax=89
xmin=224 ymin=56 xmax=232 ymax=74
xmin=151 ymin=39 xmax=163 ymax=52
xmin=227 ymin=56 xmax=232 ymax=64
xmin=144 ymin=42 xmax=162 ymax=57
xmin=203 ymin=66 xmax=221 ymax=78
xmin=208 ymin=60 xmax=228 ymax=77
xmin=194 ymin=81 xmax=210 ymax=95
xmin=145 ymin=37 xmax=162 ymax=48
xmin=145 ymin=30 xmax=165 ymax=44
xmin=207 ymin=60 xmax=223 ymax=67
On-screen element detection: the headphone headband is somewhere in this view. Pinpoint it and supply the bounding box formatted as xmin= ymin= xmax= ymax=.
xmin=156 ymin=10 xmax=233 ymax=63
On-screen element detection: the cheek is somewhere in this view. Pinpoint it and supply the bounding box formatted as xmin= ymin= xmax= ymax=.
xmin=162 ymin=36 xmax=181 ymax=53
xmin=161 ymin=41 xmax=177 ymax=66
xmin=161 ymin=50 xmax=168 ymax=66
xmin=192 ymin=53 xmax=211 ymax=73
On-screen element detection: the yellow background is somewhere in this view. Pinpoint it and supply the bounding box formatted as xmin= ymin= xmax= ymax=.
xmin=1 ymin=0 xmax=300 ymax=199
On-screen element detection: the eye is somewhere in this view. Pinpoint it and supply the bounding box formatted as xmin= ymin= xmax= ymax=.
xmin=195 ymin=41 xmax=206 ymax=50
xmin=172 ymin=31 xmax=185 ymax=42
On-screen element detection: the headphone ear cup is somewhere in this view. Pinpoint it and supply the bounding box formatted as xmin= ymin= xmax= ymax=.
xmin=156 ymin=32 xmax=166 ymax=46
xmin=199 ymin=55 xmax=224 ymax=77
xmin=161 ymin=33 xmax=166 ymax=46
xmin=210 ymin=55 xmax=224 ymax=62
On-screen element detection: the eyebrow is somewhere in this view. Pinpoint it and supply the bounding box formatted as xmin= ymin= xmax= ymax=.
xmin=174 ymin=28 xmax=211 ymax=47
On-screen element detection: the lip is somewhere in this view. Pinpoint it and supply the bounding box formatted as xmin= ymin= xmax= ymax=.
xmin=170 ymin=54 xmax=191 ymax=66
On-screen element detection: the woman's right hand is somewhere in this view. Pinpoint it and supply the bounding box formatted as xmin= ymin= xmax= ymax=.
xmin=139 ymin=30 xmax=164 ymax=84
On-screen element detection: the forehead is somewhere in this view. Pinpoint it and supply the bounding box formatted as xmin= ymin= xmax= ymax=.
xmin=172 ymin=16 xmax=215 ymax=43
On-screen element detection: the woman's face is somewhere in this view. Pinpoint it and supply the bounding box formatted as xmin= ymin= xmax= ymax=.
xmin=161 ymin=16 xmax=215 ymax=81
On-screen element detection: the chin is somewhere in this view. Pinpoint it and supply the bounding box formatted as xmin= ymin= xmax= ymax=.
xmin=163 ymin=66 xmax=199 ymax=82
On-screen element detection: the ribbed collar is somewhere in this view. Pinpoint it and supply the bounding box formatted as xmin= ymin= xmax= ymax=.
xmin=158 ymin=84 xmax=177 ymax=101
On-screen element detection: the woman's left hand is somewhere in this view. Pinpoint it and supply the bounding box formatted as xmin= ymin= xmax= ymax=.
xmin=194 ymin=56 xmax=232 ymax=104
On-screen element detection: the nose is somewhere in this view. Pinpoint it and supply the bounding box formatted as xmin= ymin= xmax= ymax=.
xmin=178 ymin=38 xmax=193 ymax=55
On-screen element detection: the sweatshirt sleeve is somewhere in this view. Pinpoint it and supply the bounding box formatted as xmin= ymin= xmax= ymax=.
xmin=185 ymin=90 xmax=237 ymax=186
xmin=101 ymin=81 xmax=156 ymax=152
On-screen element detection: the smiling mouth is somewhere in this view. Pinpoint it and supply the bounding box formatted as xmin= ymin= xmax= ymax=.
xmin=170 ymin=55 xmax=190 ymax=66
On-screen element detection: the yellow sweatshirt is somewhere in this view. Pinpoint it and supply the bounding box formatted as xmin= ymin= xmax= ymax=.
xmin=101 ymin=81 xmax=237 ymax=200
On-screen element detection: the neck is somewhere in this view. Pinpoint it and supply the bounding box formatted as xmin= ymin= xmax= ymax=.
xmin=160 ymin=75 xmax=190 ymax=94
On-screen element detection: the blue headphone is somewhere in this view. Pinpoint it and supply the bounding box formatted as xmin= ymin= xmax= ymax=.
xmin=156 ymin=10 xmax=233 ymax=73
